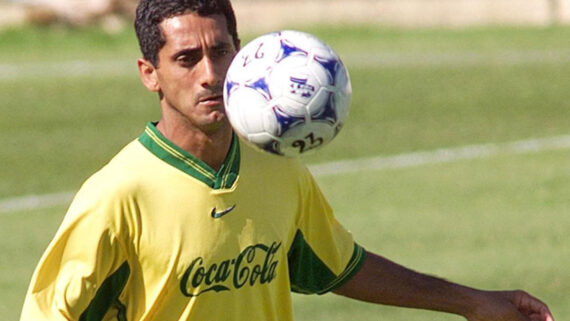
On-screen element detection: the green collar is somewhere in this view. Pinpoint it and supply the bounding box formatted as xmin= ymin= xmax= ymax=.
xmin=138 ymin=122 xmax=239 ymax=189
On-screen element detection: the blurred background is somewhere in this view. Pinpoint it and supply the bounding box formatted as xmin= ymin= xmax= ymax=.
xmin=1 ymin=1 xmax=569 ymax=321
xmin=1 ymin=0 xmax=570 ymax=33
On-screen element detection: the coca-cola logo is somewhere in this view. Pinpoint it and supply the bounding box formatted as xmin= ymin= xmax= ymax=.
xmin=179 ymin=242 xmax=281 ymax=297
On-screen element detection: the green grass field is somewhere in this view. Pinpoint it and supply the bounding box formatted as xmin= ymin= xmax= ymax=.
xmin=1 ymin=24 xmax=569 ymax=320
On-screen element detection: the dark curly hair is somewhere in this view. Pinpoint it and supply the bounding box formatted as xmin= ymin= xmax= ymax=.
xmin=134 ymin=0 xmax=240 ymax=66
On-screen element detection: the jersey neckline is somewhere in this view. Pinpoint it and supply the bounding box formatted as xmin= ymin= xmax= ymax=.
xmin=138 ymin=122 xmax=240 ymax=189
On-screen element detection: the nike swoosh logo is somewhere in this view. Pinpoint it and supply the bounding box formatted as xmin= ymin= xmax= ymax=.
xmin=211 ymin=204 xmax=236 ymax=218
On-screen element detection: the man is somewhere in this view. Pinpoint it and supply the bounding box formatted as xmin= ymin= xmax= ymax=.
xmin=20 ymin=0 xmax=554 ymax=320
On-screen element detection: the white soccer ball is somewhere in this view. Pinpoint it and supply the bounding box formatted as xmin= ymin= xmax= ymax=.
xmin=224 ymin=30 xmax=351 ymax=156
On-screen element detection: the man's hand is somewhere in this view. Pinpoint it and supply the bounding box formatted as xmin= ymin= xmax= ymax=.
xmin=467 ymin=290 xmax=554 ymax=321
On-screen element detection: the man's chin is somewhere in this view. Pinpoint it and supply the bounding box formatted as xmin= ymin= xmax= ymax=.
xmin=204 ymin=109 xmax=228 ymax=125
xmin=201 ymin=113 xmax=230 ymax=133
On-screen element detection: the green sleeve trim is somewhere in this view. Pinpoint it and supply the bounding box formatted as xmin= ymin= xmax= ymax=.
xmin=79 ymin=261 xmax=130 ymax=321
xmin=287 ymin=230 xmax=367 ymax=295
xmin=325 ymin=243 xmax=367 ymax=292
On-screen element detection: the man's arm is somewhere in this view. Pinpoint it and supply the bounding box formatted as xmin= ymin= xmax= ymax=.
xmin=334 ymin=251 xmax=554 ymax=321
xmin=20 ymin=183 xmax=129 ymax=321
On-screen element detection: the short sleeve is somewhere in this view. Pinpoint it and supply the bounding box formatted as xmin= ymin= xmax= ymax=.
xmin=20 ymin=180 xmax=130 ymax=321
xmin=287 ymin=167 xmax=366 ymax=294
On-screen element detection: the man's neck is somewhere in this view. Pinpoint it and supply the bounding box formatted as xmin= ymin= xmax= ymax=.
xmin=156 ymin=118 xmax=233 ymax=172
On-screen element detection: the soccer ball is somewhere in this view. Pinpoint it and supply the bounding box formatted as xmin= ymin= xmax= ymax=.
xmin=223 ymin=30 xmax=351 ymax=156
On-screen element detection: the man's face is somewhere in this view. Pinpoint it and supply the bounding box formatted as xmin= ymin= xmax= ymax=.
xmin=153 ymin=13 xmax=237 ymax=133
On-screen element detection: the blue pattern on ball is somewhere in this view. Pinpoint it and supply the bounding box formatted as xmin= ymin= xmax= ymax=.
xmin=245 ymin=77 xmax=272 ymax=100
xmin=313 ymin=56 xmax=340 ymax=85
xmin=225 ymin=79 xmax=237 ymax=101
xmin=273 ymin=105 xmax=306 ymax=136
xmin=276 ymin=37 xmax=308 ymax=62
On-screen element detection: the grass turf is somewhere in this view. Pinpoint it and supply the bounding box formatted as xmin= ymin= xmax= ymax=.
xmin=1 ymin=24 xmax=568 ymax=320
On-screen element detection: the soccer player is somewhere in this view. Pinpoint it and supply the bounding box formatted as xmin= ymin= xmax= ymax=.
xmin=20 ymin=0 xmax=555 ymax=320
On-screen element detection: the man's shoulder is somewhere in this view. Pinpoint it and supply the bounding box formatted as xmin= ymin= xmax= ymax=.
xmin=77 ymin=139 xmax=157 ymax=198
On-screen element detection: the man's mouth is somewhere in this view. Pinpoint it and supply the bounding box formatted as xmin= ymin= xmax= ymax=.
xmin=199 ymin=94 xmax=224 ymax=106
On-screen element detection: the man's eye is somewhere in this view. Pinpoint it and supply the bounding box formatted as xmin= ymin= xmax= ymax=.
xmin=213 ymin=48 xmax=232 ymax=59
xmin=177 ymin=55 xmax=200 ymax=66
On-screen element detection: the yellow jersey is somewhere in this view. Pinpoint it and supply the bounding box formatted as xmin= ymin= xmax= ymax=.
xmin=21 ymin=123 xmax=366 ymax=321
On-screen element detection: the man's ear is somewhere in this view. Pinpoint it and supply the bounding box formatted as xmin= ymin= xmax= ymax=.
xmin=137 ymin=58 xmax=160 ymax=92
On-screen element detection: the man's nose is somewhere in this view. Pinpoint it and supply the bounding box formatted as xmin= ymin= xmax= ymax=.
xmin=199 ymin=56 xmax=221 ymax=88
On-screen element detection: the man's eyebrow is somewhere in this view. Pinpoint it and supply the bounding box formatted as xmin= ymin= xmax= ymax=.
xmin=172 ymin=42 xmax=232 ymax=58
xmin=210 ymin=41 xmax=233 ymax=50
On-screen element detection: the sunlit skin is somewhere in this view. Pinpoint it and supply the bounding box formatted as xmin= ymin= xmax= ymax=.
xmin=137 ymin=13 xmax=238 ymax=171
